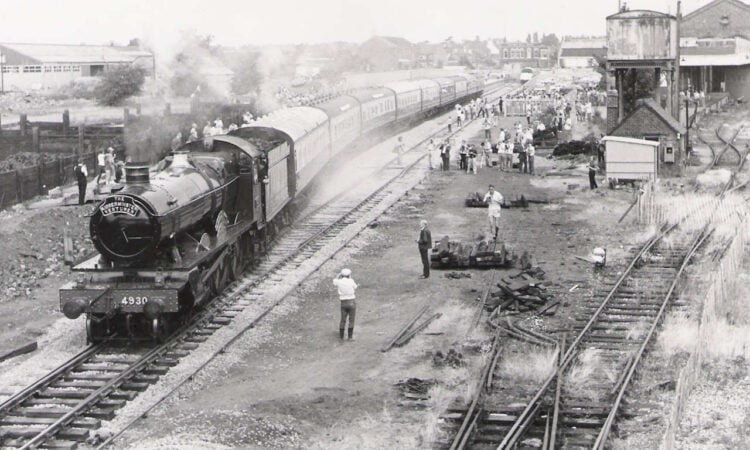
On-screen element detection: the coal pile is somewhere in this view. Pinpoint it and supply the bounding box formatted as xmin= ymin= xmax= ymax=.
xmin=465 ymin=192 xmax=530 ymax=208
xmin=0 ymin=152 xmax=60 ymax=172
xmin=432 ymin=348 xmax=465 ymax=368
xmin=431 ymin=236 xmax=525 ymax=269
xmin=552 ymin=139 xmax=597 ymax=157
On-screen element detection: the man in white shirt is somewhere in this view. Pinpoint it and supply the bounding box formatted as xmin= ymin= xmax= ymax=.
xmin=483 ymin=185 xmax=504 ymax=240
xmin=333 ymin=268 xmax=358 ymax=341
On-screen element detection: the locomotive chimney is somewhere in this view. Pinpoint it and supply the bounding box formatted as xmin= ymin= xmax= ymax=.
xmin=125 ymin=163 xmax=150 ymax=184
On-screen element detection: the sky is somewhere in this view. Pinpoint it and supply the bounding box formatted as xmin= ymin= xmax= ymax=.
xmin=0 ymin=0 xmax=711 ymax=49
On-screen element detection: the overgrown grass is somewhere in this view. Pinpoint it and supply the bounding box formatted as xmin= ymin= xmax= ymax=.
xmin=564 ymin=348 xmax=617 ymax=402
xmin=497 ymin=347 xmax=556 ymax=384
xmin=657 ymin=313 xmax=699 ymax=357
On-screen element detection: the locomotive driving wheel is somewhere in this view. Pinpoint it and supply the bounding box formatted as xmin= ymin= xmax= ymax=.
xmin=228 ymin=242 xmax=244 ymax=281
xmin=209 ymin=262 xmax=228 ymax=295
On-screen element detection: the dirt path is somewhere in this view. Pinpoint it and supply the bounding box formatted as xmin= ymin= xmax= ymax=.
xmin=112 ymin=115 xmax=641 ymax=449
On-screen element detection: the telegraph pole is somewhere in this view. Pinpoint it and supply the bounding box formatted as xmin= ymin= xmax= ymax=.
xmin=0 ymin=52 xmax=5 ymax=94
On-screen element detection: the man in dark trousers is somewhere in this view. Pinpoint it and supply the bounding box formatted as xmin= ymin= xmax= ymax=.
xmin=440 ymin=140 xmax=451 ymax=171
xmin=74 ymin=159 xmax=88 ymax=205
xmin=417 ymin=220 xmax=432 ymax=279
xmin=588 ymin=156 xmax=598 ymax=189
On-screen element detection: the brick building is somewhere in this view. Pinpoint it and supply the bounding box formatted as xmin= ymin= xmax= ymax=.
xmin=681 ymin=0 xmax=750 ymax=39
xmin=609 ymin=98 xmax=685 ymax=176
xmin=679 ymin=0 xmax=750 ymax=99
xmin=0 ymin=43 xmax=154 ymax=92
xmin=492 ymin=40 xmax=553 ymax=73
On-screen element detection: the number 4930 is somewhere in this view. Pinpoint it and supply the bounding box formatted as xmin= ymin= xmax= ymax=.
xmin=121 ymin=296 xmax=149 ymax=305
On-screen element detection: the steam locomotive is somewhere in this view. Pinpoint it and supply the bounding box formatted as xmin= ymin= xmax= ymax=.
xmin=60 ymin=75 xmax=486 ymax=342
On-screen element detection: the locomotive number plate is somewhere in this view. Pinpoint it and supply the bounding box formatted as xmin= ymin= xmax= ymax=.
xmin=121 ymin=295 xmax=149 ymax=306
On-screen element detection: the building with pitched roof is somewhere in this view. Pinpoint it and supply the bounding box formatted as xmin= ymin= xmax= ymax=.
xmin=678 ymin=0 xmax=750 ymax=99
xmin=558 ymin=37 xmax=607 ymax=68
xmin=609 ymin=98 xmax=685 ymax=175
xmin=0 ymin=42 xmax=153 ymax=91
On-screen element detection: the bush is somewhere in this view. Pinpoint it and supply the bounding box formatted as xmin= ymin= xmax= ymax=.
xmin=94 ymin=65 xmax=147 ymax=106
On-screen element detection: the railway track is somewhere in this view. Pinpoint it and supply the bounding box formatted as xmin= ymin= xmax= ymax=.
xmin=445 ymin=222 xmax=709 ymax=449
xmin=698 ymin=124 xmax=748 ymax=172
xmin=0 ymin=85 xmax=511 ymax=450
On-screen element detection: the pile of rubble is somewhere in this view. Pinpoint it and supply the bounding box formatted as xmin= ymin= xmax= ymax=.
xmin=431 ymin=236 xmax=533 ymax=270
xmin=487 ymin=267 xmax=557 ymax=315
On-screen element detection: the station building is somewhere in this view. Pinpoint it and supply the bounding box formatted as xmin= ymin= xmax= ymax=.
xmin=0 ymin=43 xmax=154 ymax=92
xmin=679 ymin=0 xmax=750 ymax=99
xmin=492 ymin=40 xmax=553 ymax=72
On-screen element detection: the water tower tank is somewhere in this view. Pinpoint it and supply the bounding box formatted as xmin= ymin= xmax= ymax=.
xmin=607 ymin=10 xmax=678 ymax=61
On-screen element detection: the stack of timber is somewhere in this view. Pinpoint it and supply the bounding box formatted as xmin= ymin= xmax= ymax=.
xmin=487 ymin=268 xmax=557 ymax=314
xmin=431 ymin=236 xmax=533 ymax=269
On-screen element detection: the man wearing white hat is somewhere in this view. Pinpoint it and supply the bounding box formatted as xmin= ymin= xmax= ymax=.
xmin=333 ymin=268 xmax=358 ymax=341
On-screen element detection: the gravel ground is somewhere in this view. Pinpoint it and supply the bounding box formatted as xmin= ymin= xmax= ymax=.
xmin=109 ymin=113 xmax=644 ymax=449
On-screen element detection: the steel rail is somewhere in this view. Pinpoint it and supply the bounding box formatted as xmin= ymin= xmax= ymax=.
xmin=593 ymin=227 xmax=710 ymax=449
xmin=496 ymin=230 xmax=665 ymax=449
xmin=0 ymin=343 xmax=104 ymax=417
xmin=449 ymin=333 xmax=501 ymax=450
xmin=94 ymin=85 xmax=512 ymax=448
xmin=5 ymin=84 xmax=513 ymax=449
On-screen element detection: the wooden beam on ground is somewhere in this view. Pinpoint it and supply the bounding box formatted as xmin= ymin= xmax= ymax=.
xmin=394 ymin=313 xmax=443 ymax=347
xmin=0 ymin=341 xmax=38 ymax=363
xmin=381 ymin=304 xmax=429 ymax=352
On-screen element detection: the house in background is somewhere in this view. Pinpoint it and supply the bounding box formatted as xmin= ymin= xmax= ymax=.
xmin=0 ymin=43 xmax=154 ymax=91
xmin=558 ymin=37 xmax=607 ymax=68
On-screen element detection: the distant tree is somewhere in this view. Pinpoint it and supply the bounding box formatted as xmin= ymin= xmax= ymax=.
xmin=541 ymin=34 xmax=560 ymax=48
xmin=533 ymin=32 xmax=539 ymax=44
xmin=622 ymin=69 xmax=655 ymax=114
xmin=458 ymin=55 xmax=475 ymax=69
xmin=127 ymin=38 xmax=140 ymax=47
xmin=94 ymin=65 xmax=146 ymax=105
xmin=526 ymin=34 xmax=532 ymax=43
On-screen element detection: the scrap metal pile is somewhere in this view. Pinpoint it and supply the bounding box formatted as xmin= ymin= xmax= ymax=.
xmin=431 ymin=236 xmax=533 ymax=269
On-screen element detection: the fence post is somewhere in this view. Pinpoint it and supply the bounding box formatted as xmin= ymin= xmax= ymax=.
xmin=62 ymin=110 xmax=70 ymax=135
xmin=15 ymin=170 xmax=22 ymax=203
xmin=32 ymin=126 xmax=43 ymax=195
xmin=78 ymin=125 xmax=85 ymax=156
xmin=20 ymin=114 xmax=27 ymax=136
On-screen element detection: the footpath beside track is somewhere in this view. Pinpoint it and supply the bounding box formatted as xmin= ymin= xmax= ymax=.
xmin=0 ymin=85 xmax=511 ymax=450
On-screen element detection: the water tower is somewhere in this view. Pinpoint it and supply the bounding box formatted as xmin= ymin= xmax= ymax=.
xmin=606 ymin=9 xmax=680 ymax=131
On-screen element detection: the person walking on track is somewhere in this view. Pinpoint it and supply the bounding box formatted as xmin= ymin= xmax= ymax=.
xmin=333 ymin=268 xmax=358 ymax=341
xmin=483 ymin=185 xmax=504 ymax=240
xmin=393 ymin=136 xmax=405 ymax=166
xmin=417 ymin=220 xmax=432 ymax=279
